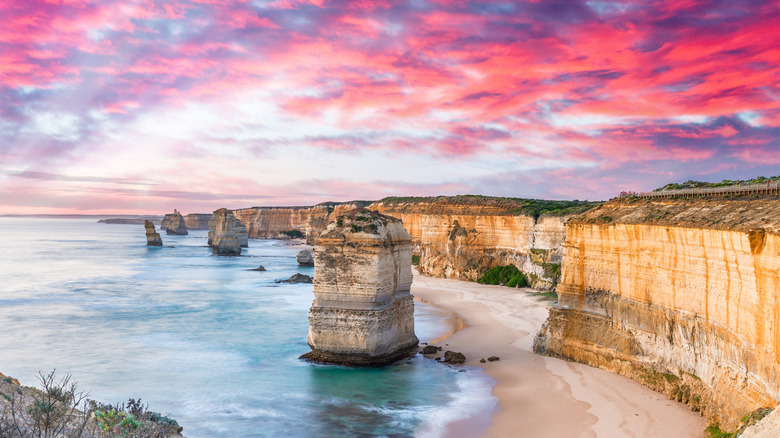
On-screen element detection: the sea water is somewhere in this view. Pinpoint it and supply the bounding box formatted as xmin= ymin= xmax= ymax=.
xmin=0 ymin=218 xmax=496 ymax=437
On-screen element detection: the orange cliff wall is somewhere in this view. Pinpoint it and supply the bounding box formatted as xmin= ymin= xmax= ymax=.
xmin=232 ymin=203 xmax=362 ymax=243
xmin=534 ymin=197 xmax=780 ymax=429
xmin=370 ymin=201 xmax=569 ymax=289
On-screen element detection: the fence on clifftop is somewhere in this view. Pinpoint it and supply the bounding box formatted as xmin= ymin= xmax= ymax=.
xmin=619 ymin=180 xmax=780 ymax=199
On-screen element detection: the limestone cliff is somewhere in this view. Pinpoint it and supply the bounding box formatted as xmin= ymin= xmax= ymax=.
xmin=228 ymin=198 xmax=591 ymax=287
xmin=534 ymin=197 xmax=780 ymax=430
xmin=209 ymin=208 xmax=242 ymax=256
xmin=144 ymin=220 xmax=163 ymax=246
xmin=302 ymin=208 xmax=419 ymax=366
xmin=161 ymin=209 xmax=188 ymax=235
xmin=370 ymin=198 xmax=579 ymax=289
xmin=184 ymin=213 xmax=211 ymax=230
xmin=232 ymin=202 xmax=368 ymax=243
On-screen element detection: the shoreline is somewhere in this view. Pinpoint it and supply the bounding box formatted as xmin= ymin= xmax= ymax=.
xmin=410 ymin=271 xmax=707 ymax=438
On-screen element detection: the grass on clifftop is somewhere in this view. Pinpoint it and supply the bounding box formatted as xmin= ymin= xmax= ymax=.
xmin=654 ymin=175 xmax=780 ymax=192
xmin=378 ymin=195 xmax=600 ymax=219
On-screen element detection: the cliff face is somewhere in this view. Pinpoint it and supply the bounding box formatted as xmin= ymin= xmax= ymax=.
xmin=229 ymin=199 xmax=575 ymax=287
xmin=302 ymin=208 xmax=418 ymax=365
xmin=534 ymin=197 xmax=780 ymax=429
xmin=370 ymin=201 xmax=569 ymax=289
xmin=184 ymin=213 xmax=211 ymax=230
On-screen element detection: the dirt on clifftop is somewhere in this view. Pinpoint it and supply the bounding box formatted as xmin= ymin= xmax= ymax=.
xmin=569 ymin=196 xmax=780 ymax=233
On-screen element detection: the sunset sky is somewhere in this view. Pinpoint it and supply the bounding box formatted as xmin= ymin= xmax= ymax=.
xmin=1 ymin=0 xmax=778 ymax=215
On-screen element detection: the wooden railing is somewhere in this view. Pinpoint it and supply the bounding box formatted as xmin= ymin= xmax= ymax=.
xmin=619 ymin=181 xmax=780 ymax=199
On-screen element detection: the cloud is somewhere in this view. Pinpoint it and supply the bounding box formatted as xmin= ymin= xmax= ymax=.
xmin=0 ymin=0 xmax=778 ymax=213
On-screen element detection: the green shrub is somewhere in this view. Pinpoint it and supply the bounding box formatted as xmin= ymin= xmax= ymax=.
xmin=281 ymin=230 xmax=305 ymax=239
xmin=411 ymin=255 xmax=420 ymax=266
xmin=477 ymin=265 xmax=528 ymax=288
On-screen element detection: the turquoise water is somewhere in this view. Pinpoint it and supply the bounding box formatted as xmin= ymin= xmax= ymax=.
xmin=0 ymin=218 xmax=495 ymax=437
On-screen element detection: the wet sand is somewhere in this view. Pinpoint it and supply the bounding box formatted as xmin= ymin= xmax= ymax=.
xmin=411 ymin=272 xmax=707 ymax=438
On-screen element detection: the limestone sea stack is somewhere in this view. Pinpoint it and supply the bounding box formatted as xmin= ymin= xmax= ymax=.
xmin=162 ymin=209 xmax=188 ymax=235
xmin=296 ymin=250 xmax=314 ymax=266
xmin=144 ymin=220 xmax=163 ymax=246
xmin=302 ymin=208 xmax=419 ymax=366
xmin=210 ymin=208 xmax=242 ymax=256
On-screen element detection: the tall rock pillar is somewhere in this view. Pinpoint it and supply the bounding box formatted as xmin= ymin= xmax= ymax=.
xmin=302 ymin=208 xmax=419 ymax=366
xmin=144 ymin=220 xmax=163 ymax=246
xmin=210 ymin=208 xmax=242 ymax=256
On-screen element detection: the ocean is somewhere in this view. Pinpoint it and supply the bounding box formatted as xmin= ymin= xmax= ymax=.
xmin=0 ymin=218 xmax=495 ymax=437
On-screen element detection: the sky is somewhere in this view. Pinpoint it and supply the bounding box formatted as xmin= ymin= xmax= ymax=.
xmin=1 ymin=0 xmax=779 ymax=215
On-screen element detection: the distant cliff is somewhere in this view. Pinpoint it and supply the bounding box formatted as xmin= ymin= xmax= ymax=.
xmin=231 ymin=197 xmax=596 ymax=288
xmin=534 ymin=197 xmax=780 ymax=430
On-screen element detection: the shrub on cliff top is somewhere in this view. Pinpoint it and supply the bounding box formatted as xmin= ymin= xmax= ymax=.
xmin=477 ymin=265 xmax=528 ymax=288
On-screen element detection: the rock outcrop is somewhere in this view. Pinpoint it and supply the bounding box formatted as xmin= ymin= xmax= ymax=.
xmin=209 ymin=208 xmax=242 ymax=256
xmin=161 ymin=209 xmax=188 ymax=235
xmin=144 ymin=220 xmax=163 ymax=246
xmin=534 ymin=197 xmax=780 ymax=430
xmin=235 ymin=220 xmax=248 ymax=247
xmin=232 ymin=197 xmax=592 ymax=288
xmin=184 ymin=213 xmax=212 ymax=230
xmin=296 ymin=250 xmax=314 ymax=266
xmin=302 ymin=208 xmax=419 ymax=366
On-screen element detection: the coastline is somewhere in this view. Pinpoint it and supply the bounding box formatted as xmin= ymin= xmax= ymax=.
xmin=410 ymin=271 xmax=707 ymax=438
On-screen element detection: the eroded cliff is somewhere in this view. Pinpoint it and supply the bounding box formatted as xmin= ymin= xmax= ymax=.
xmin=534 ymin=197 xmax=780 ymax=429
xmin=370 ymin=197 xmax=590 ymax=289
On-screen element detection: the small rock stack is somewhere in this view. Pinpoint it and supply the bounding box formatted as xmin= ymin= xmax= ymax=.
xmin=162 ymin=209 xmax=188 ymax=235
xmin=144 ymin=220 xmax=163 ymax=246
xmin=296 ymin=250 xmax=314 ymax=266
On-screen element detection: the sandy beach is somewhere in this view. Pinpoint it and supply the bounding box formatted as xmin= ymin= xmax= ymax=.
xmin=411 ymin=272 xmax=707 ymax=438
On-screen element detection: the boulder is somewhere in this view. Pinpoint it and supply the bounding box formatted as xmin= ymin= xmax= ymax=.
xmin=444 ymin=351 xmax=466 ymax=364
xmin=296 ymin=250 xmax=314 ymax=266
xmin=250 ymin=265 xmax=266 ymax=271
xmin=301 ymin=208 xmax=419 ymax=366
xmin=487 ymin=356 xmax=500 ymax=362
xmin=277 ymin=273 xmax=313 ymax=284
xmin=144 ymin=220 xmax=163 ymax=246
xmin=422 ymin=345 xmax=439 ymax=355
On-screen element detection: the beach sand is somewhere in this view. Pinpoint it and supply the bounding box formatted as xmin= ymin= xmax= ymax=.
xmin=411 ymin=272 xmax=707 ymax=438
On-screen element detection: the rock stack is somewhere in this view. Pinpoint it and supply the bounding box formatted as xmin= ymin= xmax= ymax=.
xmin=209 ymin=208 xmax=242 ymax=256
xmin=302 ymin=208 xmax=419 ymax=366
xmin=296 ymin=250 xmax=314 ymax=266
xmin=162 ymin=209 xmax=188 ymax=235
xmin=144 ymin=220 xmax=163 ymax=246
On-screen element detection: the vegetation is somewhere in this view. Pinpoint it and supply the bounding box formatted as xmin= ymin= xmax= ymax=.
xmin=280 ymin=230 xmax=305 ymax=239
xmin=378 ymin=195 xmax=600 ymax=219
xmin=477 ymin=265 xmax=528 ymax=288
xmin=655 ymin=175 xmax=780 ymax=192
xmin=0 ymin=370 xmax=182 ymax=438
xmin=706 ymin=424 xmax=733 ymax=438
xmin=411 ymin=255 xmax=420 ymax=266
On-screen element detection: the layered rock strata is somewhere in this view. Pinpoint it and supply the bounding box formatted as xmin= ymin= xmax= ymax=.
xmin=184 ymin=213 xmax=212 ymax=230
xmin=231 ymin=198 xmax=591 ymax=287
xmin=144 ymin=220 xmax=163 ymax=246
xmin=209 ymin=208 xmax=242 ymax=256
xmin=370 ymin=200 xmax=572 ymax=289
xmin=162 ymin=209 xmax=188 ymax=235
xmin=534 ymin=197 xmax=780 ymax=430
xmin=302 ymin=208 xmax=419 ymax=366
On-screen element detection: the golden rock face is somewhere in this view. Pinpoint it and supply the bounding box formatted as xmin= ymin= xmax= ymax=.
xmin=303 ymin=208 xmax=419 ymax=366
xmin=536 ymin=197 xmax=780 ymax=429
